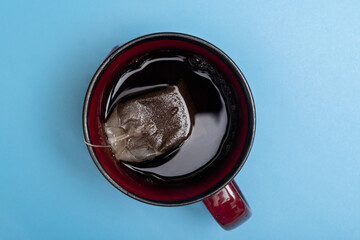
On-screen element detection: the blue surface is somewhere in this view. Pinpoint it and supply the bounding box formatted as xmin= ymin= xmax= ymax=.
xmin=1 ymin=0 xmax=360 ymax=239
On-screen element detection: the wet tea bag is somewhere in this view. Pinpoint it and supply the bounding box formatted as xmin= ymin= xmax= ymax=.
xmin=105 ymin=83 xmax=194 ymax=163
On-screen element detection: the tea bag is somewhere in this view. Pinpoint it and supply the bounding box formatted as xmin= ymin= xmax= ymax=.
xmin=105 ymin=83 xmax=194 ymax=163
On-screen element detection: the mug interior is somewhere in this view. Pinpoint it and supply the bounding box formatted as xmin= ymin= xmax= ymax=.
xmin=83 ymin=33 xmax=255 ymax=206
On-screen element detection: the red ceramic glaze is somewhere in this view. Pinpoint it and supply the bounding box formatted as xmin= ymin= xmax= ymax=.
xmin=83 ymin=33 xmax=256 ymax=229
xmin=203 ymin=180 xmax=251 ymax=230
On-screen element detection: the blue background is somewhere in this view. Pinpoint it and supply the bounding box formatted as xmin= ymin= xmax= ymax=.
xmin=1 ymin=0 xmax=360 ymax=239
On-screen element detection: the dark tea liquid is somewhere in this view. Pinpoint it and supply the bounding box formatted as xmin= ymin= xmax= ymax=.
xmin=105 ymin=50 xmax=232 ymax=181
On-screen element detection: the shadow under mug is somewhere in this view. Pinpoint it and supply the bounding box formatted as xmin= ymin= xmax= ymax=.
xmin=83 ymin=32 xmax=256 ymax=230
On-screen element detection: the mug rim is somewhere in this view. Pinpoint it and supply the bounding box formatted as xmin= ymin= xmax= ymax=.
xmin=83 ymin=32 xmax=256 ymax=206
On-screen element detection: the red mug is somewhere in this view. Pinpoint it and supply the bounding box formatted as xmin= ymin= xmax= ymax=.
xmin=83 ymin=33 xmax=256 ymax=230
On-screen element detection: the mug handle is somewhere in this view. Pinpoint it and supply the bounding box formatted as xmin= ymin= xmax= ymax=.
xmin=203 ymin=180 xmax=251 ymax=230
